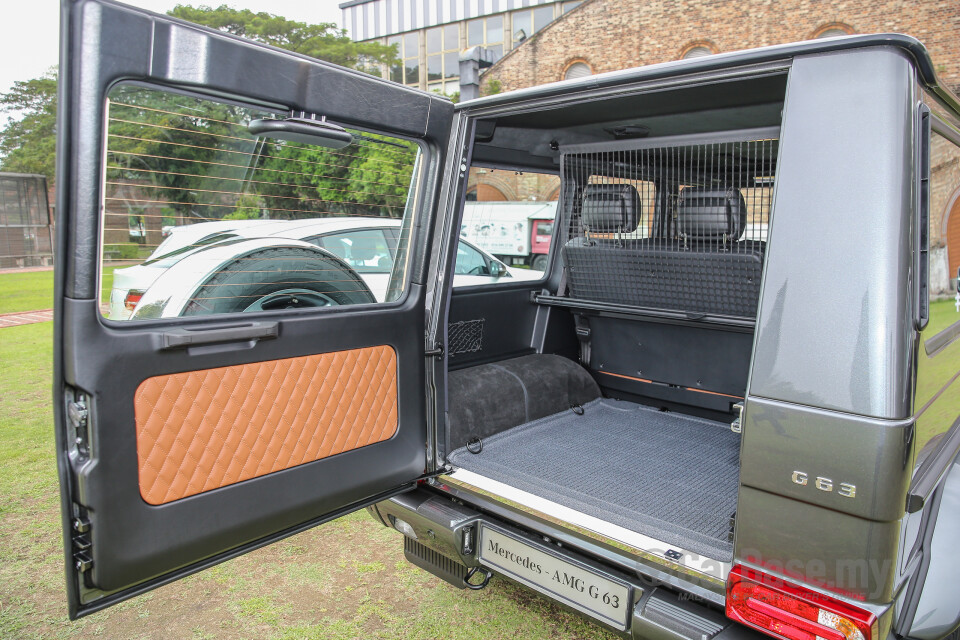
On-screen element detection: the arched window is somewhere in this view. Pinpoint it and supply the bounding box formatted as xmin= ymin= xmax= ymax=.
xmin=813 ymin=24 xmax=854 ymax=39
xmin=816 ymin=28 xmax=848 ymax=38
xmin=564 ymin=62 xmax=592 ymax=80
xmin=682 ymin=46 xmax=713 ymax=59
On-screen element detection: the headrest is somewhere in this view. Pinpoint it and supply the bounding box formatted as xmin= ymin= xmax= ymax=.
xmin=677 ymin=187 xmax=747 ymax=239
xmin=581 ymin=184 xmax=639 ymax=232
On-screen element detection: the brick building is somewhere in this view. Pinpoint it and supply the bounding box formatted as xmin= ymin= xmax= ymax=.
xmin=479 ymin=0 xmax=960 ymax=93
xmin=469 ymin=0 xmax=960 ymax=291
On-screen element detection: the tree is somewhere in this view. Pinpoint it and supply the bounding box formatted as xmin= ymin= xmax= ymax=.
xmin=167 ymin=5 xmax=398 ymax=71
xmin=1 ymin=4 xmax=414 ymax=231
xmin=0 ymin=69 xmax=58 ymax=182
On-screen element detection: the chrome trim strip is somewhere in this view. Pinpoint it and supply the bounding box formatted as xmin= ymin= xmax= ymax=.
xmin=444 ymin=468 xmax=730 ymax=583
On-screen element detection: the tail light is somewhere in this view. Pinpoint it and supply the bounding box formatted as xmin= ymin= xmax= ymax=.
xmin=124 ymin=290 xmax=145 ymax=311
xmin=726 ymin=565 xmax=876 ymax=640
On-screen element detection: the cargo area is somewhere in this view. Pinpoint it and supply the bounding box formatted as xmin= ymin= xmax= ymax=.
xmin=440 ymin=77 xmax=787 ymax=569
xmin=444 ymin=354 xmax=740 ymax=560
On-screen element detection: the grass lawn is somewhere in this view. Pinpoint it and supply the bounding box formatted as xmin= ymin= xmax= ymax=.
xmin=0 ymin=321 xmax=616 ymax=639
xmin=0 ymin=268 xmax=118 ymax=315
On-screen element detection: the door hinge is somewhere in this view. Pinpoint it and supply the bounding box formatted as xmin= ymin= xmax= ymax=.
xmin=425 ymin=343 xmax=444 ymax=359
xmin=72 ymin=515 xmax=93 ymax=573
xmin=731 ymin=402 xmax=744 ymax=434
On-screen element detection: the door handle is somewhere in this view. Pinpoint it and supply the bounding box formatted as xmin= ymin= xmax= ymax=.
xmin=158 ymin=321 xmax=279 ymax=350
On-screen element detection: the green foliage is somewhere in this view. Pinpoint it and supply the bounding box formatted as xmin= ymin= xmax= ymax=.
xmin=253 ymin=132 xmax=417 ymax=219
xmin=482 ymin=78 xmax=503 ymax=96
xmin=104 ymin=243 xmax=141 ymax=260
xmin=0 ymin=69 xmax=57 ymax=182
xmin=104 ymin=84 xmax=264 ymax=224
xmin=224 ymin=193 xmax=265 ymax=220
xmin=168 ymin=4 xmax=398 ymax=71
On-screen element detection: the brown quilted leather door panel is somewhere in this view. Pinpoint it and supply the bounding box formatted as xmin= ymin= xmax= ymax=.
xmin=134 ymin=345 xmax=398 ymax=505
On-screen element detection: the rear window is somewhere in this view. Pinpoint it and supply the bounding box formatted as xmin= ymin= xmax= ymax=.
xmin=100 ymin=84 xmax=422 ymax=320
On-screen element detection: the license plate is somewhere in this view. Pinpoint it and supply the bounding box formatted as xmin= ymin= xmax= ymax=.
xmin=478 ymin=524 xmax=633 ymax=629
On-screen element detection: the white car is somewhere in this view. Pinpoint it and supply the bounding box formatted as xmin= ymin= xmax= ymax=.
xmin=108 ymin=218 xmax=544 ymax=320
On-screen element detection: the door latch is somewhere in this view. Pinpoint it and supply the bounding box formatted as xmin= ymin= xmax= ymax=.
xmin=424 ymin=343 xmax=444 ymax=359
xmin=731 ymin=402 xmax=744 ymax=434
xmin=67 ymin=395 xmax=90 ymax=454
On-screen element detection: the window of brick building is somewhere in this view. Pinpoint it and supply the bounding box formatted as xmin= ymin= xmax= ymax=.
xmin=816 ymin=28 xmax=848 ymax=38
xmin=682 ymin=46 xmax=714 ymax=59
xmin=813 ymin=24 xmax=854 ymax=39
xmin=564 ymin=62 xmax=592 ymax=80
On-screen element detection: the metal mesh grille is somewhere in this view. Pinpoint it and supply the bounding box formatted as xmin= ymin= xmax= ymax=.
xmin=447 ymin=319 xmax=485 ymax=355
xmin=0 ymin=174 xmax=53 ymax=269
xmin=560 ymin=135 xmax=777 ymax=320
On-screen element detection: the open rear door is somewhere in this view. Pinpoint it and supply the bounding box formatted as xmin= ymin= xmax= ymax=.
xmin=54 ymin=0 xmax=452 ymax=618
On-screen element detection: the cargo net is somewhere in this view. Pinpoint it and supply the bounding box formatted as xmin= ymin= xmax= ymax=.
xmin=560 ymin=137 xmax=777 ymax=320
xmin=447 ymin=318 xmax=485 ymax=355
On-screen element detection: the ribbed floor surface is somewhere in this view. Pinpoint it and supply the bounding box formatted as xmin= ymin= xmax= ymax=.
xmin=448 ymin=398 xmax=740 ymax=560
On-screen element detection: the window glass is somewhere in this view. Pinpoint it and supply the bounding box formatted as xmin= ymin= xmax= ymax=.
xmin=914 ymin=120 xmax=960 ymax=469
xmin=683 ymin=46 xmax=713 ymax=59
xmin=444 ymin=51 xmax=459 ymax=78
xmin=444 ymin=23 xmax=460 ymax=50
xmin=403 ymin=32 xmax=419 ymax=56
xmin=404 ymin=58 xmax=420 ymax=84
xmin=101 ymin=85 xmax=422 ymax=320
xmin=535 ymin=221 xmax=554 ymax=236
xmin=427 ymin=55 xmax=443 ymax=81
xmin=426 ymin=27 xmax=442 ymax=54
xmin=467 ymin=19 xmax=484 ymax=46
xmin=460 ymin=166 xmax=561 ymax=279
xmin=454 ymin=242 xmax=489 ymax=275
xmin=925 ymin=129 xmax=960 ymax=342
xmin=562 ymin=1 xmax=582 ymax=13
xmin=488 ymin=44 xmax=504 ymax=61
xmin=486 ymin=15 xmax=503 ymax=44
xmin=390 ymin=63 xmax=404 ymax=83
xmin=533 ymin=6 xmax=554 ymax=32
xmin=511 ymin=11 xmax=531 ymax=46
xmin=564 ymin=62 xmax=592 ymax=80
xmin=387 ymin=35 xmax=401 ymax=55
xmin=316 ymin=229 xmax=393 ymax=274
xmin=815 ymin=28 xmax=848 ymax=38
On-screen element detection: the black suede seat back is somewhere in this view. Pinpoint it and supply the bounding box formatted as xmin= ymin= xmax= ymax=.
xmin=563 ymin=185 xmax=765 ymax=318
xmin=446 ymin=354 xmax=601 ymax=450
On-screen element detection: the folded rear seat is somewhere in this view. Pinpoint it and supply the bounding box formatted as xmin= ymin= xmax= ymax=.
xmin=564 ymin=185 xmax=764 ymax=318
xmin=446 ymin=354 xmax=600 ymax=450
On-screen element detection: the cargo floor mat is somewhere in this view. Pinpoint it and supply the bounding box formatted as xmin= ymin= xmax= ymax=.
xmin=447 ymin=398 xmax=740 ymax=560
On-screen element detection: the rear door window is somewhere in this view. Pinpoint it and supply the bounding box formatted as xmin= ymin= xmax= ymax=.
xmin=102 ymin=84 xmax=421 ymax=321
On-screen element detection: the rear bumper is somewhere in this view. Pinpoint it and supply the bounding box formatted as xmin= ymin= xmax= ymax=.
xmin=370 ymin=488 xmax=766 ymax=640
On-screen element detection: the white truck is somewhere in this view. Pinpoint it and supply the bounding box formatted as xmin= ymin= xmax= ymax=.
xmin=460 ymin=200 xmax=558 ymax=271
